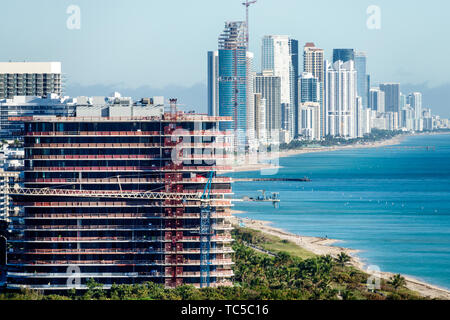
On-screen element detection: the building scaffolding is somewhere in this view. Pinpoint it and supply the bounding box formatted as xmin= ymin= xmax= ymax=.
xmin=5 ymin=108 xmax=235 ymax=290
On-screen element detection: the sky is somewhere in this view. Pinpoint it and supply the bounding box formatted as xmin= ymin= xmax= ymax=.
xmin=1 ymin=0 xmax=449 ymax=116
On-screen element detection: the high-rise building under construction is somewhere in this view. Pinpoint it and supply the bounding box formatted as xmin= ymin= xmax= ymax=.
xmin=6 ymin=99 xmax=234 ymax=290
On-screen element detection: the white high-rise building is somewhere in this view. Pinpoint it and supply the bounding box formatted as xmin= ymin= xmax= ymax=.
xmin=355 ymin=96 xmax=364 ymax=138
xmin=406 ymin=92 xmax=423 ymax=131
xmin=401 ymin=105 xmax=415 ymax=131
xmin=254 ymin=93 xmax=267 ymax=142
xmin=325 ymin=60 xmax=358 ymax=138
xmin=303 ymin=43 xmax=325 ymax=138
xmin=369 ymin=88 xmax=385 ymax=113
xmin=408 ymin=92 xmax=423 ymax=119
xmin=262 ymin=35 xmax=298 ymax=140
xmin=246 ymin=52 xmax=256 ymax=148
xmin=0 ymin=62 xmax=62 ymax=99
xmin=362 ymin=107 xmax=372 ymax=134
xmin=254 ymin=71 xmax=281 ymax=139
xmin=299 ymin=102 xmax=321 ymax=140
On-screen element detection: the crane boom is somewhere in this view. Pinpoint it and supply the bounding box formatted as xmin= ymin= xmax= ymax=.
xmin=242 ymin=0 xmax=257 ymax=47
xmin=3 ymin=187 xmax=210 ymax=201
xmin=199 ymin=171 xmax=214 ymax=288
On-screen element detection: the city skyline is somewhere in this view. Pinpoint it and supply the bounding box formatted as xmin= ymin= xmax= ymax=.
xmin=0 ymin=1 xmax=449 ymax=117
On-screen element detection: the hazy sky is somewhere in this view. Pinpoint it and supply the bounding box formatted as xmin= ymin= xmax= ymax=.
xmin=1 ymin=0 xmax=449 ymax=115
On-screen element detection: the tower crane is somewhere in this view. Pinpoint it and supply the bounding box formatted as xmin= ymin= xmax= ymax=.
xmin=242 ymin=0 xmax=257 ymax=48
xmin=198 ymin=171 xmax=215 ymax=288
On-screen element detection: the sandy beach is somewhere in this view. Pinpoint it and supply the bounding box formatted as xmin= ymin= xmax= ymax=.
xmin=229 ymin=215 xmax=450 ymax=299
xmin=229 ymin=131 xmax=450 ymax=299
xmin=232 ymin=134 xmax=406 ymax=173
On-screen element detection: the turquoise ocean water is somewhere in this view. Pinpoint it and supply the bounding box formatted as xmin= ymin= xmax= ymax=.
xmin=229 ymin=134 xmax=450 ymax=289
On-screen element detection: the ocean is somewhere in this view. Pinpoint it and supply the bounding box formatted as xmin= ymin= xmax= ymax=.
xmin=228 ymin=134 xmax=450 ymax=290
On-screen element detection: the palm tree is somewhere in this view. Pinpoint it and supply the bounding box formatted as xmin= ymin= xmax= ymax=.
xmin=341 ymin=289 xmax=355 ymax=300
xmin=275 ymin=251 xmax=290 ymax=266
xmin=335 ymin=252 xmax=351 ymax=267
xmin=389 ymin=274 xmax=406 ymax=290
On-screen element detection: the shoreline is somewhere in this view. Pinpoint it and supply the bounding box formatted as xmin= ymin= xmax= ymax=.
xmin=229 ymin=131 xmax=450 ymax=299
xmin=231 ymin=131 xmax=450 ymax=173
xmin=230 ymin=214 xmax=450 ymax=299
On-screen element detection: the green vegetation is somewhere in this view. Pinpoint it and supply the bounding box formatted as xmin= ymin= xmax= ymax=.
xmin=0 ymin=227 xmax=425 ymax=300
xmin=234 ymin=227 xmax=316 ymax=260
xmin=389 ymin=274 xmax=407 ymax=291
xmin=335 ymin=252 xmax=351 ymax=267
xmin=280 ymin=129 xmax=404 ymax=151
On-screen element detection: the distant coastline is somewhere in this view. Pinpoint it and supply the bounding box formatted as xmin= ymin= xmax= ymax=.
xmin=231 ymin=131 xmax=450 ymax=173
xmin=229 ymin=214 xmax=450 ymax=299
xmin=230 ymin=131 xmax=450 ymax=299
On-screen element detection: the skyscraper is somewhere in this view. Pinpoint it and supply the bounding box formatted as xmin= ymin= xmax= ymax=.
xmin=246 ymin=52 xmax=256 ymax=147
xmin=401 ymin=105 xmax=415 ymax=131
xmin=355 ymin=52 xmax=369 ymax=108
xmin=207 ymin=51 xmax=219 ymax=116
xmin=217 ymin=22 xmax=248 ymax=146
xmin=303 ymin=43 xmax=324 ymax=138
xmin=332 ymin=49 xmax=355 ymax=63
xmin=254 ymin=92 xmax=266 ymax=141
xmin=400 ymin=93 xmax=406 ymax=110
xmin=299 ymin=72 xmax=320 ymax=104
xmin=254 ymin=71 xmax=281 ymax=138
xmin=325 ymin=60 xmax=357 ymax=138
xmin=408 ymin=92 xmax=423 ymax=120
xmin=0 ymin=62 xmax=62 ymax=99
xmin=299 ymin=102 xmax=321 ymax=140
xmin=379 ymin=83 xmax=400 ymax=113
xmin=289 ymin=39 xmax=299 ymax=137
xmin=261 ymin=35 xmax=298 ymax=140
xmin=369 ymin=88 xmax=385 ymax=113
xmin=303 ymin=43 xmax=324 ymax=82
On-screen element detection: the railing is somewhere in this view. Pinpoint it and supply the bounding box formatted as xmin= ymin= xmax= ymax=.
xmin=25 ymin=177 xmax=232 ymax=184
xmin=15 ymin=200 xmax=232 ymax=207
xmin=165 ymin=281 xmax=233 ymax=289
xmin=24 ymin=130 xmax=230 ymax=137
xmin=16 ymin=248 xmax=161 ymax=254
xmin=26 ymin=212 xmax=231 ymax=219
xmin=10 ymin=115 xmax=232 ymax=122
xmin=16 ymin=225 xmax=170 ymax=231
xmin=8 ymin=258 xmax=234 ymax=266
xmin=14 ymin=247 xmax=233 ymax=255
xmin=9 ymin=235 xmax=233 ymax=243
xmin=28 ymin=142 xmax=231 ymax=149
xmin=181 ymin=270 xmax=234 ymax=277
xmin=25 ymin=165 xmax=233 ymax=172
xmin=8 ymin=272 xmax=163 ymax=278
xmin=30 ymin=154 xmax=230 ymax=161
xmin=17 ymin=224 xmax=231 ymax=231
xmin=9 ymin=236 xmax=163 ymax=242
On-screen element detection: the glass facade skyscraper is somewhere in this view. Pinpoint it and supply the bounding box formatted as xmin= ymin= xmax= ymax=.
xmin=379 ymin=83 xmax=400 ymax=113
xmin=254 ymin=72 xmax=281 ymax=136
xmin=217 ymin=22 xmax=248 ymax=147
xmin=332 ymin=49 xmax=355 ymax=64
xmin=299 ymin=72 xmax=320 ymax=104
xmin=207 ymin=51 xmax=219 ymax=117
xmin=355 ymin=52 xmax=369 ymax=108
